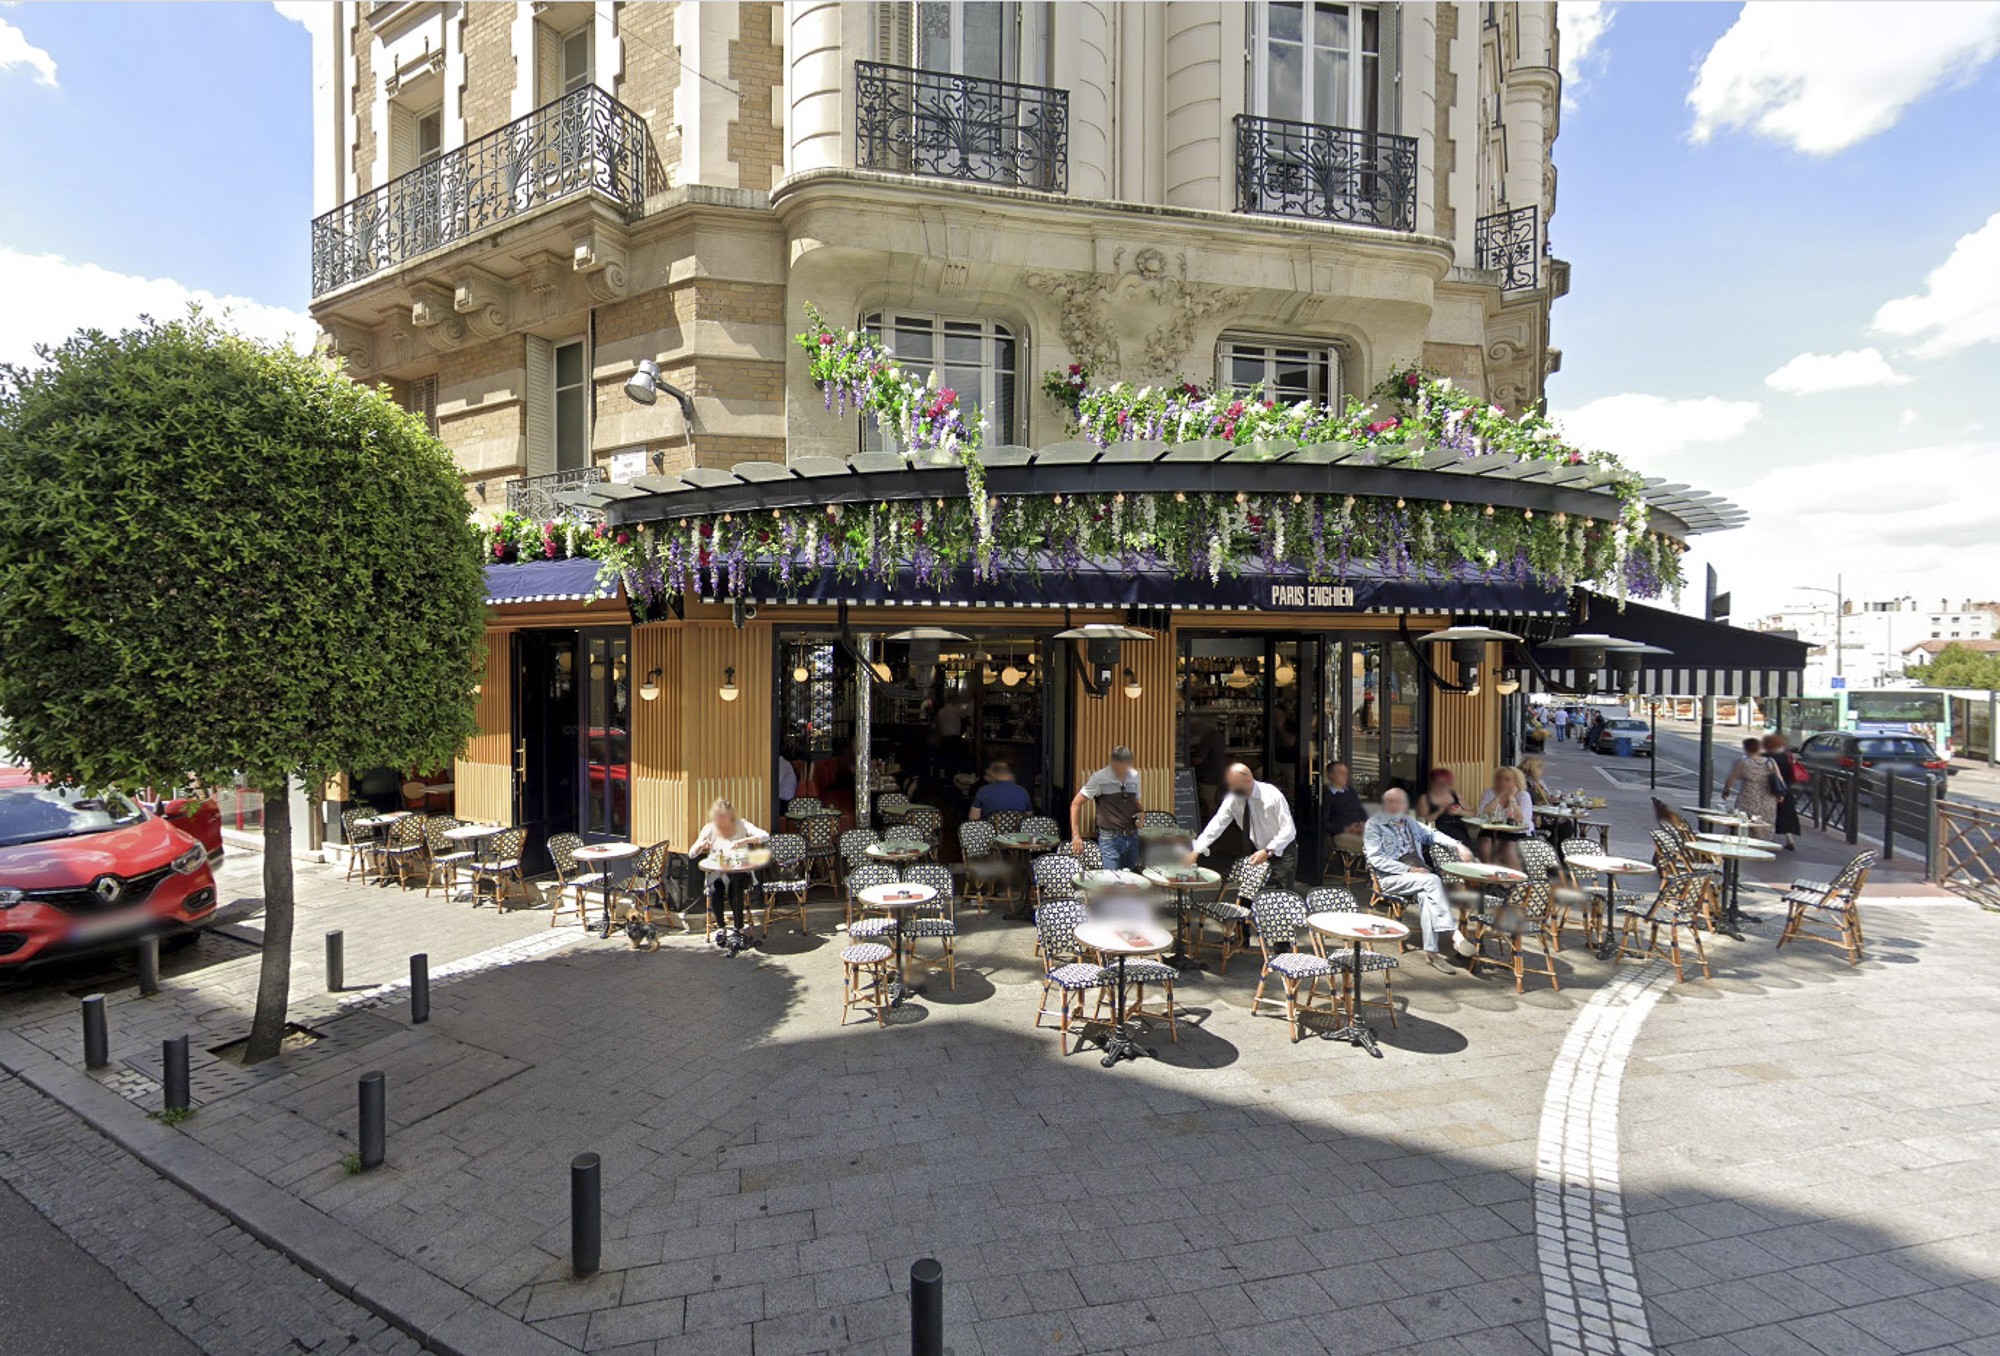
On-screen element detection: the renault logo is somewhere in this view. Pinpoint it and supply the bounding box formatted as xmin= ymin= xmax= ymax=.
xmin=92 ymin=875 xmax=123 ymax=904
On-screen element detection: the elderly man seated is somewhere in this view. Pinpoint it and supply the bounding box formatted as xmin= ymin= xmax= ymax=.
xmin=1363 ymin=786 xmax=1474 ymax=975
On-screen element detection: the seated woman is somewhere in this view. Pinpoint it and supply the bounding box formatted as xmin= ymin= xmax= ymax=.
xmin=687 ymin=797 xmax=767 ymax=941
xmin=1416 ymin=769 xmax=1468 ymax=844
xmin=1474 ymin=765 xmax=1534 ymax=868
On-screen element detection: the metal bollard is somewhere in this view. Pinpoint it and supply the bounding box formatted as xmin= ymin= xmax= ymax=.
xmin=326 ymin=930 xmax=345 ymax=993
xmin=358 ymin=1071 xmax=386 ymax=1170
xmin=409 ymin=953 xmax=430 ymax=1024
xmin=910 ymin=1258 xmax=943 ymax=1356
xmin=161 ymin=1035 xmax=190 ymax=1112
xmin=570 ymin=1153 xmax=601 ymax=1278
xmin=137 ymin=935 xmax=161 ymax=997
xmin=81 ymin=995 xmax=109 ymax=1070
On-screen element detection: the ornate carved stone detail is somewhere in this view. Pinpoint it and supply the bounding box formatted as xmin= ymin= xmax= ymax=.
xmin=1024 ymin=246 xmax=1247 ymax=380
xmin=452 ymin=268 xmax=510 ymax=338
xmin=570 ymin=225 xmax=629 ymax=303
xmin=384 ymin=48 xmax=445 ymax=98
xmin=409 ymin=281 xmax=455 ymax=329
xmin=323 ymin=320 xmax=377 ymax=375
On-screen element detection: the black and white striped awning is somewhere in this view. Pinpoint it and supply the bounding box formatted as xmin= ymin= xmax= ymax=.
xmin=1463 ymin=593 xmax=1807 ymax=698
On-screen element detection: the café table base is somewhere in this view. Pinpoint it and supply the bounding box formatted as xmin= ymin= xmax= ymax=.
xmin=1083 ymin=955 xmax=1155 ymax=1066
xmin=1320 ymin=939 xmax=1386 ymax=1058
xmin=1166 ymin=896 xmax=1206 ymax=973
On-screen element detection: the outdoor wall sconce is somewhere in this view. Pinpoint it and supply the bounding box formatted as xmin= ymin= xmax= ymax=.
xmin=623 ymin=359 xmax=698 ymax=424
xmin=639 ymin=667 xmax=662 ymax=702
xmin=718 ymin=666 xmax=739 ymax=702
xmin=1416 ymin=626 xmax=1527 ymax=696
xmin=1122 ymin=668 xmax=1143 ymax=700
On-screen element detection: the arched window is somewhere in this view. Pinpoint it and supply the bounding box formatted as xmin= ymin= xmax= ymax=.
xmin=1217 ymin=336 xmax=1346 ymax=409
xmin=861 ymin=312 xmax=1019 ymax=450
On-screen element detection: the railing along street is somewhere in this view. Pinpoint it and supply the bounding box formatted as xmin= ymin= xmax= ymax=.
xmin=1234 ymin=115 xmax=1418 ymax=231
xmin=312 ymin=87 xmax=654 ymax=296
xmin=855 ymin=61 xmax=1068 ymax=193
xmin=1938 ymin=800 xmax=2000 ymax=909
xmin=1475 ymin=205 xmax=1541 ymax=290
xmin=1804 ymin=766 xmax=1940 ymax=867
xmin=507 ymin=467 xmax=606 ymax=521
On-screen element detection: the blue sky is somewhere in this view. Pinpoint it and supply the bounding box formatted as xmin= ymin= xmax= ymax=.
xmin=2 ymin=2 xmax=1998 ymax=618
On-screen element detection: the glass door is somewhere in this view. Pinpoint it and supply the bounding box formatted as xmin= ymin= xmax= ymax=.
xmin=580 ymin=631 xmax=630 ymax=841
xmin=514 ymin=631 xmax=581 ymax=873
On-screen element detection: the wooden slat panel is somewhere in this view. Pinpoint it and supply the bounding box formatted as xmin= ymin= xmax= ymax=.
xmin=456 ymin=640 xmax=514 ymax=821
xmin=456 ymin=761 xmax=514 ymax=824
xmin=632 ymin=773 xmax=687 ymax=849
xmin=629 ymin=623 xmax=683 ymax=846
xmin=677 ymin=620 xmax=773 ymax=843
xmin=1070 ymin=629 xmax=1175 ymax=808
xmin=1431 ymin=642 xmax=1500 ymax=791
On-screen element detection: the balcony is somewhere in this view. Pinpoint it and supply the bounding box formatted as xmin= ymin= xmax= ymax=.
xmin=1475 ymin=205 xmax=1542 ymax=291
xmin=1233 ymin=115 xmax=1417 ymax=232
xmin=506 ymin=466 xmax=606 ymax=521
xmin=855 ymin=60 xmax=1068 ymax=193
xmin=312 ymin=87 xmax=654 ymax=298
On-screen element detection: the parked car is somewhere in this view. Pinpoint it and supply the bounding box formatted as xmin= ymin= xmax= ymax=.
xmin=0 ymin=784 xmax=219 ymax=970
xmin=1585 ymin=717 xmax=1654 ymax=757
xmin=1 ymin=765 xmax=222 ymax=863
xmin=1796 ymin=732 xmax=1950 ymax=791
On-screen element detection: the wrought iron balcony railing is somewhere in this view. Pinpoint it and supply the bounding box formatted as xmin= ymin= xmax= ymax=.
xmin=312 ymin=87 xmax=654 ymax=297
xmin=1475 ymin=205 xmax=1542 ymax=291
xmin=506 ymin=466 xmax=606 ymax=521
xmin=1234 ymin=114 xmax=1418 ymax=232
xmin=855 ymin=60 xmax=1068 ymax=193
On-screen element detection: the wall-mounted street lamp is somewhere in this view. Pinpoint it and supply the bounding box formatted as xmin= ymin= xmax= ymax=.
xmin=623 ymin=359 xmax=698 ymax=423
xmin=639 ymin=667 xmax=663 ymax=701
xmin=718 ymin=666 xmax=739 ymax=702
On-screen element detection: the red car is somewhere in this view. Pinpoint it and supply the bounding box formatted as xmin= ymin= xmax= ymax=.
xmin=0 ymin=783 xmax=219 ymax=969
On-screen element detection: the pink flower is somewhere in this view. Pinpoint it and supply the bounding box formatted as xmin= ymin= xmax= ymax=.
xmin=1367 ymin=418 xmax=1401 ymax=435
xmin=1068 ymin=363 xmax=1082 ymax=375
xmin=615 ymin=532 xmax=630 ymax=545
xmin=1115 ymin=411 xmax=1129 ymax=426
xmin=818 ymin=334 xmax=834 ymax=346
xmin=1403 ymin=372 xmax=1420 ymax=388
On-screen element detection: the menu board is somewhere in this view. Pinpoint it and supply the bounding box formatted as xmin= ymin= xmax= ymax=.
xmin=1173 ymin=768 xmax=1198 ymax=831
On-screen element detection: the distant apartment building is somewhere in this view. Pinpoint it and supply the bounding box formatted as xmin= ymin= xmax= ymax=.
xmin=1754 ymin=596 xmax=2000 ymax=689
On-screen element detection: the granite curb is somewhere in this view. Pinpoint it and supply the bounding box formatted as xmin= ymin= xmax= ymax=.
xmin=0 ymin=1026 xmax=577 ymax=1356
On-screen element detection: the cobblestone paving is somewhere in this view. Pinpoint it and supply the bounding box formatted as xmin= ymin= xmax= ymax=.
xmin=0 ymin=1070 xmax=432 ymax=1356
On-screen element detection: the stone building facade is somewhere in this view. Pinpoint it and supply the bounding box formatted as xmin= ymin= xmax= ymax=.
xmin=307 ymin=1 xmax=1565 ymax=512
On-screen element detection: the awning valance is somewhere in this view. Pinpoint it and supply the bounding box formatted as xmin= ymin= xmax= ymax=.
xmin=1469 ymin=593 xmax=1810 ymax=699
xmin=484 ymin=557 xmax=606 ymax=605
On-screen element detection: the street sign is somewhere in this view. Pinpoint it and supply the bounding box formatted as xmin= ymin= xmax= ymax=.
xmin=1831 ymin=676 xmax=1847 ymax=690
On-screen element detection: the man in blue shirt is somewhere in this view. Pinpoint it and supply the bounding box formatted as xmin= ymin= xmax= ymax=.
xmin=969 ymin=759 xmax=1033 ymax=820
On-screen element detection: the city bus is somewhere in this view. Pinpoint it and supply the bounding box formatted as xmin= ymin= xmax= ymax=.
xmin=1777 ymin=688 xmax=1995 ymax=758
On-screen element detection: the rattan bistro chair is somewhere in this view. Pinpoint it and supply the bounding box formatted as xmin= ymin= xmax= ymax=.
xmin=988 ymin=809 xmax=1027 ymax=836
xmin=1464 ymin=879 xmax=1561 ymax=993
xmin=1190 ymin=857 xmax=1267 ymax=975
xmin=379 ymin=814 xmax=430 ymax=889
xmin=341 ymin=807 xmax=381 ymax=883
xmin=1250 ymin=889 xmax=1336 ymax=1042
xmin=1776 ymin=850 xmax=1874 ymax=966
xmin=900 ymin=862 xmax=958 ymax=989
xmin=799 ymin=813 xmax=842 ymax=891
xmin=845 ymin=862 xmax=898 ymax=937
xmin=545 ymin=832 xmax=604 ymax=928
xmin=1304 ymin=885 xmax=1401 ymax=1025
xmin=761 ymin=833 xmax=813 ymax=936
xmin=423 ymin=816 xmax=475 ymax=900
xmin=470 ymin=828 xmax=527 ymax=908
xmin=839 ymin=828 xmax=881 ymax=883
xmin=1032 ymin=899 xmax=1106 ymax=1056
xmin=1519 ymin=836 xmax=1594 ymax=951
xmin=957 ymin=820 xmax=1015 ymax=914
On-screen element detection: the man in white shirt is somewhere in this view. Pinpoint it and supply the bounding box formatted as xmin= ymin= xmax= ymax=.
xmin=777 ymin=756 xmax=798 ymax=805
xmin=1188 ymin=763 xmax=1298 ymax=891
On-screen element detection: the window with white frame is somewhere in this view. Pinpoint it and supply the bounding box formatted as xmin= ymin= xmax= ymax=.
xmin=860 ymin=313 xmax=1018 ymax=450
xmin=537 ymin=20 xmax=593 ymax=104
xmin=1249 ymin=1 xmax=1380 ymax=129
xmin=554 ymin=338 xmax=589 ymax=472
xmin=912 ymin=2 xmax=1050 ymax=84
xmin=1217 ymin=338 xmax=1344 ymax=409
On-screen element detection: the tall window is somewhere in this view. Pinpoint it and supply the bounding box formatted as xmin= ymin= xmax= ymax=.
xmin=538 ymin=21 xmax=593 ymax=104
xmin=403 ymin=374 xmax=439 ymax=438
xmin=860 ymin=313 xmax=1018 ymax=450
xmin=912 ymin=2 xmax=1049 ymax=83
xmin=1218 ymin=338 xmax=1343 ymax=408
xmin=554 ymin=339 xmax=588 ymax=473
xmin=1250 ymin=1 xmax=1380 ymax=129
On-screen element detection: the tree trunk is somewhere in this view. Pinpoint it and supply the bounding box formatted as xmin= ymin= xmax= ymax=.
xmin=245 ymin=775 xmax=295 ymax=1064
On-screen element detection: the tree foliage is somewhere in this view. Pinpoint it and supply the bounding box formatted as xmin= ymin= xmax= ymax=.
xmin=1907 ymin=643 xmax=2000 ymax=692
xmin=0 ymin=312 xmax=485 ymax=791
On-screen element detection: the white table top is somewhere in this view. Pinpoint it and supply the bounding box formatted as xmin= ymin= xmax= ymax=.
xmin=1308 ymin=910 xmax=1411 ymax=943
xmin=1441 ymin=860 xmax=1527 ymax=884
xmin=698 ymin=848 xmax=769 ymax=873
xmin=1566 ymin=853 xmax=1656 ymax=875
xmin=576 ymin=842 xmax=640 ymax=861
xmin=1079 ymin=869 xmax=1150 ymax=890
xmin=1692 ymin=830 xmax=1766 ymax=845
xmin=443 ymin=823 xmax=501 ymax=841
xmin=1682 ymin=806 xmax=1759 ymax=825
xmin=865 ymin=841 xmax=926 ymax=860
xmin=1685 ymin=840 xmax=1776 ymax=862
xmin=857 ymin=882 xmax=935 ymax=910
xmin=1462 ymin=817 xmax=1532 ymax=834
xmin=1143 ymin=865 xmax=1221 ymax=889
xmin=1073 ymin=920 xmax=1171 ymax=956
xmin=354 ymin=812 xmax=410 ymax=828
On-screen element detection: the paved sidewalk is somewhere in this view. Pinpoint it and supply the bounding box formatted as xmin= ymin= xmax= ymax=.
xmin=0 ymin=782 xmax=1990 ymax=1355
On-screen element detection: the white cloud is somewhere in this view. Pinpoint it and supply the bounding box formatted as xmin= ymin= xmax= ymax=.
xmin=1558 ymin=2 xmax=1615 ymax=109
xmin=1688 ymin=2 xmax=2000 ymax=155
xmin=1763 ymin=347 xmax=1911 ymax=395
xmin=1901 ymin=408 xmax=1922 ymax=429
xmin=270 ymin=2 xmax=321 ymax=33
xmin=0 ymin=13 xmax=57 ymax=87
xmin=1552 ymin=392 xmax=1762 ymax=463
xmin=0 ymin=248 xmax=315 ymax=370
xmin=1872 ymin=210 xmax=2000 ymax=358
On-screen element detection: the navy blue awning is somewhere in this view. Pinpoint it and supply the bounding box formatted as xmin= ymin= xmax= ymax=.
xmin=484 ymin=557 xmax=609 ymax=605
xmin=708 ymin=559 xmax=1569 ymax=616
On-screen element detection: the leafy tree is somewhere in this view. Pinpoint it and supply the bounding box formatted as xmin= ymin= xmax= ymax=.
xmin=1907 ymin=643 xmax=2000 ymax=692
xmin=0 ymin=314 xmax=485 ymax=1061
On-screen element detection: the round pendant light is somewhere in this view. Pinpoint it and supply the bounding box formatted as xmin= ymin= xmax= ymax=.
xmin=1224 ymin=661 xmax=1254 ymax=689
xmin=718 ymin=666 xmax=739 ymax=702
xmin=1000 ymin=664 xmax=1023 ymax=687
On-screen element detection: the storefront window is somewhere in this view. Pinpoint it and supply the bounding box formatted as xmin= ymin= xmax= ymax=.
xmin=583 ymin=634 xmax=629 ymax=838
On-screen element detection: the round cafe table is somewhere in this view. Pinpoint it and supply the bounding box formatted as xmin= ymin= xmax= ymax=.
xmin=1681 ymin=805 xmax=1762 ymax=832
xmin=1142 ymin=864 xmax=1221 ymax=971
xmin=575 ymin=842 xmax=641 ymax=938
xmin=1565 ymin=853 xmax=1657 ymax=957
xmin=1072 ymin=920 xmax=1173 ymax=1067
xmin=698 ymin=848 xmax=771 ymax=954
xmin=1139 ymin=823 xmax=1192 ymax=844
xmin=442 ymin=822 xmax=501 ymax=902
xmin=1305 ymin=910 xmax=1411 ymax=1058
xmin=1078 ymin=869 xmax=1149 ymax=895
xmin=1683 ymin=837 xmax=1775 ymax=935
xmin=995 ymin=832 xmax=1057 ymax=918
xmin=1439 ymin=859 xmax=1526 ymax=918
xmin=856 ymin=880 xmax=936 ymax=1004
xmin=864 ymin=841 xmax=927 ymax=866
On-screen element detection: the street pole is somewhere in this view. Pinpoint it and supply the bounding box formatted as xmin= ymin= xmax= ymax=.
xmin=1649 ymin=700 xmax=1658 ymax=791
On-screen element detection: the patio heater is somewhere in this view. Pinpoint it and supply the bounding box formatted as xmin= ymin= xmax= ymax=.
xmin=1054 ymin=623 xmax=1154 ymax=699
xmin=1413 ymin=625 xmax=1526 ymax=696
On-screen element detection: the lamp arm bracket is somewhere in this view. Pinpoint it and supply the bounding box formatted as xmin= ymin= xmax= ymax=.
xmin=1399 ymin=615 xmax=1476 ymax=694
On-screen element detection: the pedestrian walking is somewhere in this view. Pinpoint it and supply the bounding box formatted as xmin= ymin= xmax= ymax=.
xmin=1722 ymin=736 xmax=1780 ymax=840
xmin=1761 ymin=733 xmax=1803 ymax=850
xmin=1551 ymin=707 xmax=1569 ymax=742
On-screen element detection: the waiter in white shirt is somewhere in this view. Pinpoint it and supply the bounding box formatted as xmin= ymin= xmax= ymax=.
xmin=1187 ymin=763 xmax=1298 ymax=891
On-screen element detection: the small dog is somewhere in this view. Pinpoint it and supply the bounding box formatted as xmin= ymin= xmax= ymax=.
xmin=619 ymin=905 xmax=663 ymax=950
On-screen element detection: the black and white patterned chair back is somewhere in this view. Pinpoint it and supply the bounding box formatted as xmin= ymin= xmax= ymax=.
xmin=1831 ymin=850 xmax=1876 ymax=898
xmin=886 ymin=824 xmax=929 ymax=848
xmin=547 ymin=832 xmax=585 ymax=880
xmin=1306 ymin=886 xmax=1358 ymax=917
xmin=1034 ymin=897 xmax=1088 ymax=963
xmin=388 ymin=814 xmax=428 ymax=847
xmin=799 ymin=814 xmax=839 ymax=853
xmin=1248 ymin=889 xmax=1307 ymax=951
xmin=875 ymin=792 xmax=910 ymax=820
xmin=1140 ymin=810 xmax=1180 ymax=829
xmin=1063 ymin=840 xmax=1104 ymax=870
xmin=1033 ymin=853 xmax=1083 ymax=903
xmin=426 ymin=816 xmax=464 ymax=853
xmin=1560 ymin=838 xmax=1602 ymax=882
xmin=1222 ymin=856 xmax=1269 ymax=901
xmin=958 ymin=820 xmax=997 ymax=859
xmin=846 ymin=863 xmax=896 ymax=904
xmin=662 ymin=853 xmax=700 ymax=910
xmin=1425 ymin=842 xmax=1460 ymax=876
xmin=1022 ymin=815 xmax=1059 ymax=842
xmin=487 ymin=827 xmax=524 ymax=863
xmin=902 ymin=863 xmax=954 ymax=912
xmin=768 ymin=833 xmax=809 ymax=878
xmin=840 ymin=829 xmax=880 ymax=864
xmin=1650 ymin=828 xmax=1694 ymax=879
xmin=989 ymin=809 xmax=1027 ymax=835
xmin=904 ymin=806 xmax=943 ymax=842
xmin=1518 ymin=836 xmax=1560 ymax=882
xmin=1499 ymin=878 xmax=1553 ymax=926
xmin=340 ymin=807 xmax=370 ymax=840
xmin=629 ymin=842 xmax=670 ymax=886
xmin=785 ymin=797 xmax=824 ymax=821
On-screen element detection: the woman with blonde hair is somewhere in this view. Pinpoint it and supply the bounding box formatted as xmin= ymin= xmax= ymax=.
xmin=688 ymin=797 xmax=767 ymax=937
xmin=1519 ymin=755 xmax=1555 ymax=806
xmin=1475 ymin=765 xmax=1534 ymax=867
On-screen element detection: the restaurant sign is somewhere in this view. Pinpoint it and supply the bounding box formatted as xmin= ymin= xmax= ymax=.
xmin=1268 ymin=584 xmax=1356 ymax=609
